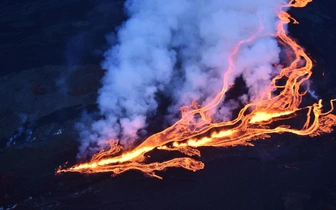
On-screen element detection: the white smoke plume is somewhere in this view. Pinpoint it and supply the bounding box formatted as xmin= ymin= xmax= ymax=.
xmin=77 ymin=0 xmax=288 ymax=157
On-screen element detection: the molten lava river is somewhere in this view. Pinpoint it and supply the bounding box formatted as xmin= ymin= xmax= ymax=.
xmin=57 ymin=0 xmax=336 ymax=179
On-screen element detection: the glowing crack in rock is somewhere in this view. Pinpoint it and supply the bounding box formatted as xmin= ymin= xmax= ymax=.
xmin=57 ymin=0 xmax=336 ymax=179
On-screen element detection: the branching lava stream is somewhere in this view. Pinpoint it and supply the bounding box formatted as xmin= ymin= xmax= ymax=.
xmin=57 ymin=0 xmax=336 ymax=179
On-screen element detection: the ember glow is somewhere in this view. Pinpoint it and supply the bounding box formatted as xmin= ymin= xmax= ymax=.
xmin=57 ymin=0 xmax=336 ymax=179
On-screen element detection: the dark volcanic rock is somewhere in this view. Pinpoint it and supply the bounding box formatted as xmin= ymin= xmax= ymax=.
xmin=0 ymin=0 xmax=125 ymax=76
xmin=288 ymin=0 xmax=336 ymax=101
xmin=0 ymin=65 xmax=102 ymax=144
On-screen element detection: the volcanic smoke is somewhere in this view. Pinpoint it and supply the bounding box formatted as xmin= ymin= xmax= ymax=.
xmin=58 ymin=0 xmax=336 ymax=179
xmin=77 ymin=0 xmax=285 ymax=156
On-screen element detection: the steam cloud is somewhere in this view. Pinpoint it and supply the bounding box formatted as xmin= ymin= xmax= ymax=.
xmin=77 ymin=0 xmax=287 ymax=158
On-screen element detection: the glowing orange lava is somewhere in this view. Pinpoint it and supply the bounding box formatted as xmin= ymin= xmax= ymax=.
xmin=57 ymin=0 xmax=336 ymax=179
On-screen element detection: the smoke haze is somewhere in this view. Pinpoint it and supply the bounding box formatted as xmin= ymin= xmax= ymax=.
xmin=77 ymin=0 xmax=288 ymax=158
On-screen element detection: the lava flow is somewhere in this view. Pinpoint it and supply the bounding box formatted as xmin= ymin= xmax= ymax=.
xmin=57 ymin=0 xmax=336 ymax=179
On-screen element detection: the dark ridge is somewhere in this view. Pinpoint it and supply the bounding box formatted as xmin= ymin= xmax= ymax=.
xmin=2 ymin=104 xmax=98 ymax=149
xmin=142 ymin=91 xmax=173 ymax=140
xmin=224 ymin=75 xmax=249 ymax=102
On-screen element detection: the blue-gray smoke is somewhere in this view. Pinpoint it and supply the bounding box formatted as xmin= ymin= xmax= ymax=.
xmin=78 ymin=0 xmax=287 ymax=158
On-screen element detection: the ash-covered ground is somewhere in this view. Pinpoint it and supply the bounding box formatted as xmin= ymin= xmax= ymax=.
xmin=1 ymin=0 xmax=336 ymax=209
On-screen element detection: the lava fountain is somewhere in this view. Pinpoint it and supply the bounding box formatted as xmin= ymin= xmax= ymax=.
xmin=57 ymin=0 xmax=336 ymax=179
